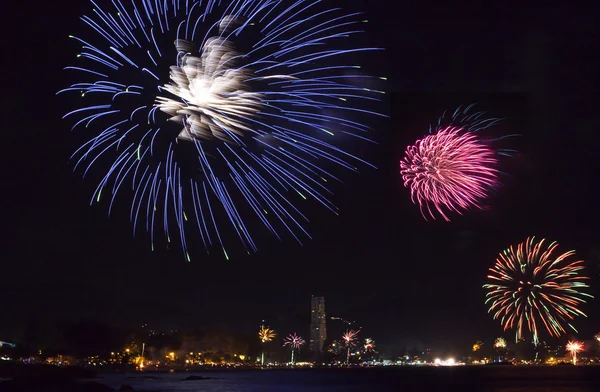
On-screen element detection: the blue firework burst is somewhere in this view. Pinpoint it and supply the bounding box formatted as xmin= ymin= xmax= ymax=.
xmin=59 ymin=0 xmax=385 ymax=260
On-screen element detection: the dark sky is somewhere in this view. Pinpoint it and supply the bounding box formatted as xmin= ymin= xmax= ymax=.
xmin=3 ymin=1 xmax=599 ymax=353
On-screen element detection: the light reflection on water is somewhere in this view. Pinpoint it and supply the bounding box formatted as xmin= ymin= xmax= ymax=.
xmin=98 ymin=367 xmax=600 ymax=392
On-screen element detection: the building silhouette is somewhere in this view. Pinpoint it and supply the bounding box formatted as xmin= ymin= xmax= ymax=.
xmin=309 ymin=296 xmax=327 ymax=355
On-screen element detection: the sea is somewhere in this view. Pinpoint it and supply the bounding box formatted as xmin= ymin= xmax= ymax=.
xmin=97 ymin=366 xmax=600 ymax=392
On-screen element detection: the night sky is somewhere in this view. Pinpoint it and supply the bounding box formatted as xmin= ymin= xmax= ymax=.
xmin=3 ymin=1 xmax=599 ymax=353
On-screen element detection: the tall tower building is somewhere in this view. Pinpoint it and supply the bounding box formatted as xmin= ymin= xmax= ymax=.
xmin=309 ymin=296 xmax=327 ymax=354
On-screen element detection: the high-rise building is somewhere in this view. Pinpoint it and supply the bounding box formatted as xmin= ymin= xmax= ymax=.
xmin=309 ymin=296 xmax=327 ymax=354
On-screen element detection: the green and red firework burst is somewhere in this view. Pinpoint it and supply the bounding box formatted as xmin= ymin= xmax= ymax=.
xmin=484 ymin=237 xmax=593 ymax=345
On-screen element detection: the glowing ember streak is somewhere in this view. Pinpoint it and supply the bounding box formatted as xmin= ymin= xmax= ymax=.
xmin=484 ymin=237 xmax=593 ymax=345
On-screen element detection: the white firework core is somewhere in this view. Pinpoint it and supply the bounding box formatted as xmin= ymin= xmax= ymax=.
xmin=156 ymin=37 xmax=262 ymax=143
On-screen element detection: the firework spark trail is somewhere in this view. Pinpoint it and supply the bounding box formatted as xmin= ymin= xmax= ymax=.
xmin=400 ymin=105 xmax=513 ymax=221
xmin=59 ymin=0 xmax=385 ymax=260
xmin=483 ymin=237 xmax=593 ymax=345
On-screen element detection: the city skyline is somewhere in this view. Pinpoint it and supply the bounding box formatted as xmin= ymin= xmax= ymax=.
xmin=3 ymin=292 xmax=597 ymax=356
xmin=3 ymin=312 xmax=600 ymax=366
xmin=3 ymin=0 xmax=599 ymax=355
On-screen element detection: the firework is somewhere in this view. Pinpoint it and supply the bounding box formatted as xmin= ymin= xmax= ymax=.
xmin=363 ymin=338 xmax=375 ymax=352
xmin=258 ymin=324 xmax=275 ymax=366
xmin=327 ymin=340 xmax=343 ymax=356
xmin=342 ymin=329 xmax=360 ymax=346
xmin=493 ymin=338 xmax=507 ymax=350
xmin=493 ymin=337 xmax=507 ymax=363
xmin=342 ymin=329 xmax=360 ymax=365
xmin=484 ymin=237 xmax=593 ymax=345
xmin=566 ymin=341 xmax=583 ymax=365
xmin=60 ymin=0 xmax=385 ymax=260
xmin=400 ymin=105 xmax=510 ymax=221
xmin=283 ymin=333 xmax=305 ymax=364
xmin=472 ymin=341 xmax=484 ymax=352
xmin=283 ymin=333 xmax=305 ymax=349
xmin=595 ymin=333 xmax=600 ymax=343
xmin=259 ymin=325 xmax=276 ymax=343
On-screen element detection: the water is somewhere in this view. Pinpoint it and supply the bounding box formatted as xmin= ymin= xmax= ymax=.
xmin=97 ymin=366 xmax=600 ymax=392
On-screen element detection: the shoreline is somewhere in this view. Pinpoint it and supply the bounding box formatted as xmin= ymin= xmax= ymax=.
xmin=2 ymin=362 xmax=600 ymax=392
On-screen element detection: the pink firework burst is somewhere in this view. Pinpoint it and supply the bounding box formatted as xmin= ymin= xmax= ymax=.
xmin=400 ymin=126 xmax=499 ymax=221
xmin=342 ymin=329 xmax=360 ymax=347
xmin=283 ymin=333 xmax=305 ymax=349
